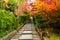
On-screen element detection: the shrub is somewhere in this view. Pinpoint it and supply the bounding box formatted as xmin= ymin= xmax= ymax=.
xmin=0 ymin=9 xmax=16 ymax=38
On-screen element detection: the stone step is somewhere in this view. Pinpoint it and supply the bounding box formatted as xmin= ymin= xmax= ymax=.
xmin=10 ymin=23 xmax=40 ymax=40
xmin=17 ymin=31 xmax=23 ymax=35
xmin=22 ymin=31 xmax=32 ymax=34
xmin=33 ymin=35 xmax=40 ymax=40
xmin=22 ymin=33 xmax=32 ymax=35
xmin=19 ymin=34 xmax=32 ymax=40
xmin=23 ymin=29 xmax=32 ymax=31
xmin=11 ymin=35 xmax=20 ymax=40
xmin=19 ymin=39 xmax=33 ymax=40
xmin=11 ymin=39 xmax=18 ymax=40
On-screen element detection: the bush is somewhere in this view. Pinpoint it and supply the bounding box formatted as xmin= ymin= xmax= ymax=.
xmin=33 ymin=14 xmax=48 ymax=28
xmin=33 ymin=12 xmax=60 ymax=33
xmin=0 ymin=9 xmax=16 ymax=38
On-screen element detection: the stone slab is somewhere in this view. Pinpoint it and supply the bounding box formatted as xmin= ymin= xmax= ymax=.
xmin=22 ymin=31 xmax=32 ymax=34
xmin=11 ymin=34 xmax=20 ymax=39
xmin=19 ymin=34 xmax=32 ymax=39
xmin=11 ymin=39 xmax=18 ymax=40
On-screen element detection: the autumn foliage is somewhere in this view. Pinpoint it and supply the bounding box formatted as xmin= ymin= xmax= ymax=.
xmin=17 ymin=0 xmax=60 ymax=15
xmin=32 ymin=0 xmax=56 ymax=12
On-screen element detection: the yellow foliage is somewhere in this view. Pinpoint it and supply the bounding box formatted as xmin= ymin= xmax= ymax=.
xmin=32 ymin=0 xmax=57 ymax=12
xmin=3 ymin=0 xmax=8 ymax=8
xmin=32 ymin=0 xmax=45 ymax=11
xmin=4 ymin=0 xmax=8 ymax=3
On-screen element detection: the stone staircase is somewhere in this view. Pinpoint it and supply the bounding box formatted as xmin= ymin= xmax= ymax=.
xmin=10 ymin=23 xmax=40 ymax=40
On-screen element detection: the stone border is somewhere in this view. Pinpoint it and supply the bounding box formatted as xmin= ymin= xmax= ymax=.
xmin=35 ymin=27 xmax=42 ymax=38
xmin=0 ymin=30 xmax=17 ymax=40
xmin=0 ymin=24 xmax=25 ymax=40
xmin=16 ymin=24 xmax=24 ymax=31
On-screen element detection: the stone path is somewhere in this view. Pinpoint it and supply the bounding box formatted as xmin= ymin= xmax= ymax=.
xmin=10 ymin=23 xmax=40 ymax=40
